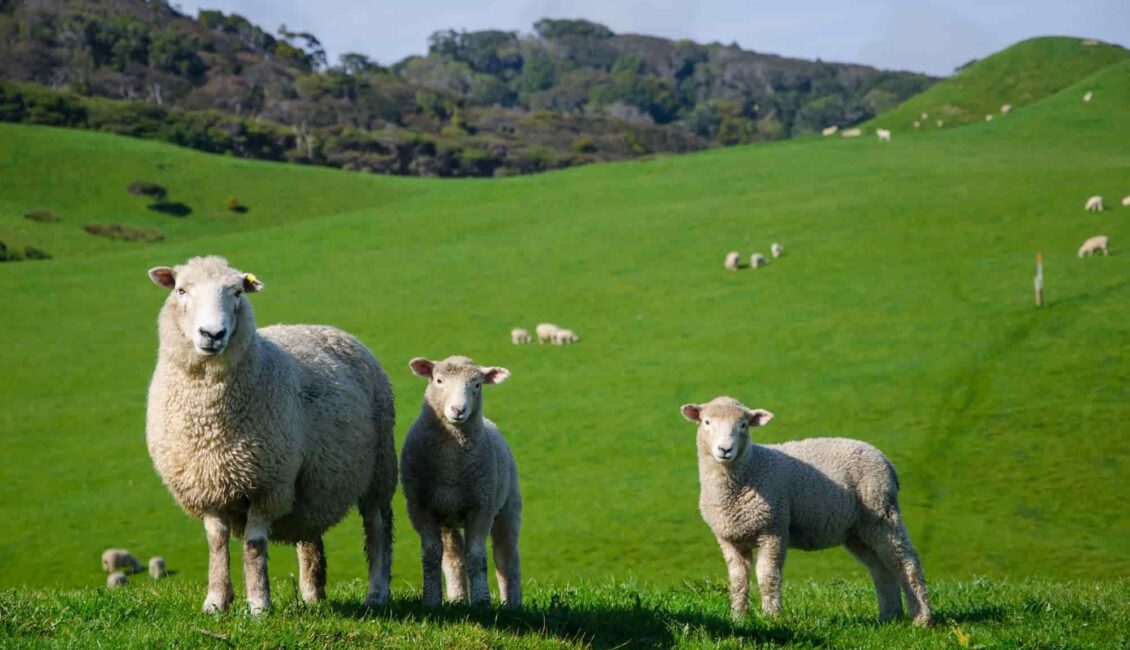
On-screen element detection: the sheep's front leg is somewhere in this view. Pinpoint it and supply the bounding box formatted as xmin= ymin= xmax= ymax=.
xmin=243 ymin=508 xmax=273 ymax=615
xmin=202 ymin=514 xmax=234 ymax=613
xmin=755 ymin=535 xmax=786 ymax=616
xmin=719 ymin=539 xmax=752 ymax=619
xmin=463 ymin=514 xmax=494 ymax=607
xmin=418 ymin=523 xmax=444 ymax=608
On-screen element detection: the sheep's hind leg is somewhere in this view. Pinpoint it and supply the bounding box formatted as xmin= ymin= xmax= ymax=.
xmin=243 ymin=508 xmax=273 ymax=615
xmin=491 ymin=506 xmax=522 ymax=608
xmin=361 ymin=500 xmax=393 ymax=607
xmin=719 ymin=539 xmax=753 ymax=619
xmin=202 ymin=514 xmax=234 ymax=613
xmin=864 ymin=515 xmax=932 ymax=627
xmin=754 ymin=535 xmax=786 ymax=617
xmin=297 ymin=538 xmax=327 ymax=604
xmin=844 ymin=536 xmax=903 ymax=622
xmin=441 ymin=527 xmax=469 ymax=603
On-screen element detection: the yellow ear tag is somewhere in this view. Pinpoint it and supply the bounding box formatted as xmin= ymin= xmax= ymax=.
xmin=245 ymin=273 xmax=258 ymax=284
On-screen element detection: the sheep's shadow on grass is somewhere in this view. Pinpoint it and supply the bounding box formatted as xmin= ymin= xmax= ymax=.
xmin=229 ymin=205 xmax=249 ymax=214
xmin=936 ymin=604 xmax=1008 ymax=625
xmin=330 ymin=597 xmax=811 ymax=648
xmin=148 ymin=201 xmax=192 ymax=217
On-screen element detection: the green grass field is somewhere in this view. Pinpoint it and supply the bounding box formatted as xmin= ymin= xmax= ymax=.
xmin=0 ymin=37 xmax=1127 ymax=645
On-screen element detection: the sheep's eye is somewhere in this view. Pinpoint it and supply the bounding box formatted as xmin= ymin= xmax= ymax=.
xmin=176 ymin=288 xmax=186 ymax=296
xmin=435 ymin=378 xmax=443 ymax=385
xmin=704 ymin=419 xmax=711 ymax=425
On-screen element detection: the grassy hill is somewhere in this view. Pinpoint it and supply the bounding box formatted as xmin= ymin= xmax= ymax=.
xmin=866 ymin=36 xmax=1127 ymax=132
xmin=0 ymin=43 xmax=1127 ymax=627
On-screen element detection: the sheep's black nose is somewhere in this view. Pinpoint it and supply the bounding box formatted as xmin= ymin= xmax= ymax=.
xmin=199 ymin=327 xmax=227 ymax=341
xmin=718 ymin=445 xmax=733 ymax=455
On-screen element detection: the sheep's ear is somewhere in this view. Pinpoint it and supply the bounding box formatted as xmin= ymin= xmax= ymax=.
xmin=482 ymin=367 xmax=510 ymax=385
xmin=680 ymin=404 xmax=702 ymax=423
xmin=746 ymin=408 xmax=774 ymax=426
xmin=409 ymin=358 xmax=435 ymax=378
xmin=148 ymin=266 xmax=176 ymax=289
xmin=242 ymin=273 xmax=264 ymax=293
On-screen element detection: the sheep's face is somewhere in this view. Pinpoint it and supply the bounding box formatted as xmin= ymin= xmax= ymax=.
xmin=148 ymin=257 xmax=263 ymax=357
xmin=681 ymin=397 xmax=773 ymax=465
xmin=410 ymin=356 xmax=509 ymax=426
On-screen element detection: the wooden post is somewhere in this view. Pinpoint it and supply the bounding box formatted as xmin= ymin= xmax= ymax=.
xmin=1034 ymin=253 xmax=1044 ymax=307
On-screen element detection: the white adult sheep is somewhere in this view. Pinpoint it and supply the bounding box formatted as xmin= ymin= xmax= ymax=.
xmin=1085 ymin=195 xmax=1104 ymax=212
xmin=510 ymin=328 xmax=532 ymax=345
xmin=680 ymin=397 xmax=932 ymax=626
xmin=1083 ymin=91 xmax=1093 ymax=102
xmin=553 ymin=328 xmax=579 ymax=345
xmin=1001 ymin=104 xmax=1012 ymax=114
xmin=876 ymin=128 xmax=891 ymax=142
xmin=101 ymin=549 xmax=140 ymax=574
xmin=145 ymin=256 xmax=397 ymax=614
xmin=1121 ymin=195 xmax=1130 ymax=207
xmin=841 ymin=128 xmax=862 ymax=138
xmin=401 ymin=356 xmax=522 ymax=608
xmin=149 ymin=556 xmax=167 ymax=579
xmin=724 ymin=251 xmax=740 ymax=271
xmin=1078 ymin=235 xmax=1109 ymax=258
xmin=107 ymin=572 xmax=129 ymax=589
xmin=535 ymin=323 xmax=559 ymax=344
xmin=749 ymin=253 xmax=767 ymax=268
xmin=770 ymin=243 xmax=783 ymax=259
xmin=821 ymin=125 xmax=838 ymax=136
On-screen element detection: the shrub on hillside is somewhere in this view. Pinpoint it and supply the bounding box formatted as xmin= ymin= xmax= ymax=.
xmin=127 ymin=181 xmax=168 ymax=200
xmin=571 ymin=136 xmax=597 ymax=153
xmin=23 ymin=247 xmax=51 ymax=260
xmin=83 ymin=224 xmax=164 ymax=242
xmin=23 ymin=209 xmax=61 ymax=223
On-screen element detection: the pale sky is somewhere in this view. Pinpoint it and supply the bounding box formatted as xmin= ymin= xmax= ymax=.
xmin=175 ymin=0 xmax=1130 ymax=76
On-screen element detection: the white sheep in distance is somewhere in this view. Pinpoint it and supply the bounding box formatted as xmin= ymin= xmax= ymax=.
xmin=771 ymin=243 xmax=783 ymax=259
xmin=1001 ymin=104 xmax=1012 ymax=114
xmin=1085 ymin=196 xmax=1104 ymax=212
xmin=680 ymin=397 xmax=932 ymax=626
xmin=935 ymin=119 xmax=944 ymax=127
xmin=535 ymin=323 xmax=559 ymax=344
xmin=821 ymin=125 xmax=838 ymax=136
xmin=145 ymin=256 xmax=397 ymax=614
xmin=401 ymin=356 xmax=522 ymax=608
xmin=107 ymin=572 xmax=129 ymax=589
xmin=841 ymin=128 xmax=862 ymax=138
xmin=724 ymin=251 xmax=740 ymax=271
xmin=553 ymin=328 xmax=579 ymax=345
xmin=876 ymin=128 xmax=891 ymax=142
xmin=920 ymin=112 xmax=928 ymax=120
xmin=1083 ymin=91 xmax=1093 ymax=102
xmin=913 ymin=120 xmax=920 ymax=129
xmin=101 ymin=549 xmax=140 ymax=574
xmin=750 ymin=253 xmax=767 ymax=268
xmin=1121 ymin=195 xmax=1130 ymax=207
xmin=149 ymin=556 xmax=167 ymax=579
xmin=985 ymin=114 xmax=993 ymax=122
xmin=510 ymin=328 xmax=532 ymax=345
xmin=1078 ymin=235 xmax=1109 ymax=258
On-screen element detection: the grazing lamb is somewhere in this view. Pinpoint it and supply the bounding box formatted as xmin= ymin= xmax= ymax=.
xmin=821 ymin=125 xmax=838 ymax=136
xmin=1121 ymin=195 xmax=1130 ymax=207
xmin=145 ymin=256 xmax=397 ymax=614
xmin=750 ymin=253 xmax=767 ymax=268
xmin=935 ymin=119 xmax=943 ymax=127
xmin=101 ymin=549 xmax=140 ymax=574
xmin=1078 ymin=235 xmax=1109 ymax=258
xmin=149 ymin=556 xmax=167 ymax=579
xmin=985 ymin=114 xmax=993 ymax=122
xmin=913 ymin=121 xmax=920 ymax=129
xmin=876 ymin=128 xmax=891 ymax=142
xmin=1085 ymin=195 xmax=1104 ymax=212
xmin=841 ymin=128 xmax=862 ymax=138
xmin=725 ymin=251 xmax=740 ymax=271
xmin=553 ymin=328 xmax=579 ymax=345
xmin=920 ymin=112 xmax=928 ymax=120
xmin=770 ymin=243 xmax=783 ymax=259
xmin=107 ymin=572 xmax=129 ymax=589
xmin=1083 ymin=91 xmax=1093 ymax=103
xmin=401 ymin=356 xmax=522 ymax=608
xmin=535 ymin=323 xmax=559 ymax=344
xmin=510 ymin=328 xmax=532 ymax=345
xmin=1001 ymin=104 xmax=1012 ymax=114
xmin=681 ymin=397 xmax=932 ymax=626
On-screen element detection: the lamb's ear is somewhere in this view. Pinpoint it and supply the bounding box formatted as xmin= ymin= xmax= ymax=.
xmin=409 ymin=357 xmax=435 ymax=378
xmin=148 ymin=266 xmax=176 ymax=289
xmin=482 ymin=367 xmax=510 ymax=385
xmin=680 ymin=404 xmax=702 ymax=423
xmin=746 ymin=408 xmax=774 ymax=426
xmin=242 ymin=272 xmax=264 ymax=293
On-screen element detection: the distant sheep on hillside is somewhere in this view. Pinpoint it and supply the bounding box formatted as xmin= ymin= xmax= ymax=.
xmin=102 ymin=549 xmax=140 ymax=574
xmin=913 ymin=121 xmax=920 ymax=129
xmin=1078 ymin=236 xmax=1108 ymax=258
xmin=841 ymin=128 xmax=862 ymax=138
xmin=876 ymin=129 xmax=891 ymax=142
xmin=750 ymin=253 xmax=767 ymax=269
xmin=725 ymin=251 xmax=740 ymax=271
xmin=985 ymin=115 xmax=993 ymax=122
xmin=821 ymin=126 xmax=838 ymax=136
xmin=771 ymin=243 xmax=783 ymax=258
xmin=1001 ymin=104 xmax=1012 ymax=114
xmin=935 ymin=120 xmax=943 ymax=127
xmin=1083 ymin=91 xmax=1093 ymax=102
xmin=535 ymin=323 xmax=559 ymax=344
xmin=1121 ymin=195 xmax=1130 ymax=207
xmin=510 ymin=328 xmax=532 ymax=345
xmin=1085 ymin=196 xmax=1104 ymax=212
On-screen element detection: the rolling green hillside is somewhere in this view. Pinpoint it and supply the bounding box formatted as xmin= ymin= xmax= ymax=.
xmin=0 ymin=53 xmax=1127 ymax=605
xmin=866 ymin=36 xmax=1127 ymax=132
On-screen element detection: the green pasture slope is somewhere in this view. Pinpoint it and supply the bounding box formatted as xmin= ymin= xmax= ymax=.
xmin=1 ymin=40 xmax=1128 ymax=646
xmin=867 ymin=36 xmax=1127 ymax=131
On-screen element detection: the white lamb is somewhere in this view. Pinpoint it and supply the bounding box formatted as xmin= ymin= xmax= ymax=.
xmin=510 ymin=328 xmax=532 ymax=345
xmin=876 ymin=128 xmax=891 ymax=142
xmin=920 ymin=112 xmax=928 ymax=120
xmin=1001 ymin=104 xmax=1012 ymax=114
xmin=724 ymin=251 xmax=740 ymax=271
xmin=553 ymin=329 xmax=579 ymax=345
xmin=1078 ymin=235 xmax=1109 ymax=258
xmin=750 ymin=253 xmax=767 ymax=268
xmin=1083 ymin=91 xmax=1093 ymax=102
xmin=149 ymin=556 xmax=167 ymax=579
xmin=935 ymin=120 xmax=943 ymax=127
xmin=101 ymin=549 xmax=140 ymax=574
xmin=1121 ymin=195 xmax=1130 ymax=207
xmin=535 ymin=323 xmax=559 ymax=344
xmin=681 ymin=397 xmax=932 ymax=626
xmin=821 ymin=125 xmax=838 ymax=136
xmin=1085 ymin=195 xmax=1104 ymax=212
xmin=985 ymin=114 xmax=993 ymax=122
xmin=145 ymin=256 xmax=397 ymax=614
xmin=913 ymin=121 xmax=920 ymax=129
xmin=401 ymin=356 xmax=522 ymax=608
xmin=770 ymin=243 xmax=783 ymax=259
xmin=107 ymin=572 xmax=129 ymax=589
xmin=841 ymin=128 xmax=862 ymax=138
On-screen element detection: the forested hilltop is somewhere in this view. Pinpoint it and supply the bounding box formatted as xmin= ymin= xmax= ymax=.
xmin=0 ymin=0 xmax=936 ymax=176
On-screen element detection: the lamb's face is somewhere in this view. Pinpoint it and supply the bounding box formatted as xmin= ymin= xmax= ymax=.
xmin=410 ymin=356 xmax=510 ymax=425
xmin=681 ymin=397 xmax=773 ymax=465
xmin=148 ymin=257 xmax=263 ymax=357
